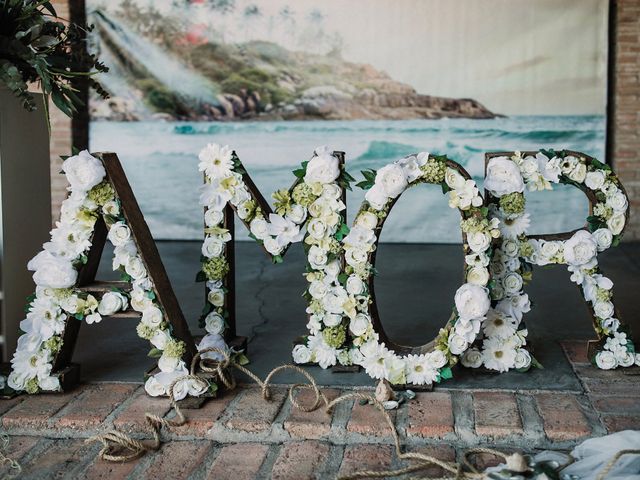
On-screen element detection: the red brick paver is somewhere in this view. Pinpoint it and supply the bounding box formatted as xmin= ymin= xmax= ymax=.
xmin=226 ymin=388 xmax=287 ymax=433
xmin=560 ymin=340 xmax=590 ymax=364
xmin=338 ymin=444 xmax=394 ymax=479
xmin=55 ymin=384 xmax=137 ymax=429
xmin=18 ymin=439 xmax=94 ymax=478
xmin=473 ymin=392 xmax=523 ymax=437
xmin=170 ymin=393 xmax=234 ymax=436
xmin=0 ymin=436 xmax=39 ymax=478
xmin=602 ymin=415 xmax=640 ymax=433
xmin=112 ymin=387 xmax=172 ymax=434
xmin=590 ymin=395 xmax=640 ymax=415
xmin=271 ymin=441 xmax=330 ymax=480
xmin=406 ymin=392 xmax=454 ymax=438
xmin=407 ymin=445 xmax=457 ymax=478
xmin=142 ymin=441 xmax=211 ymax=479
xmin=206 ymin=443 xmax=269 ymax=480
xmin=535 ymin=393 xmax=591 ymax=441
xmin=347 ymin=399 xmax=397 ymax=437
xmin=82 ymin=457 xmax=141 ymax=480
xmin=284 ymin=388 xmax=339 ymax=439
xmin=2 ymin=391 xmax=75 ymax=429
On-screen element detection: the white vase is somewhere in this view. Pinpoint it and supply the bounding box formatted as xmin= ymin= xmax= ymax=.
xmin=0 ymin=87 xmax=52 ymax=362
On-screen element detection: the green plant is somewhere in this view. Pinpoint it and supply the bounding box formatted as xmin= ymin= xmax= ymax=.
xmin=0 ymin=0 xmax=108 ymax=119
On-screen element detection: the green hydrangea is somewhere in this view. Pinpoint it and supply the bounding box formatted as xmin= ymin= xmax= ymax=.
xmin=499 ymin=192 xmax=526 ymax=215
xmin=322 ymin=324 xmax=347 ymax=348
xmin=242 ymin=199 xmax=258 ymax=222
xmin=292 ymin=183 xmax=317 ymax=207
xmin=420 ymin=159 xmax=447 ymax=184
xmin=594 ymin=203 xmax=613 ymax=220
xmin=202 ymin=257 xmax=229 ymax=281
xmin=88 ymin=181 xmax=115 ymax=206
xmin=272 ymin=189 xmax=292 ymax=215
xmin=136 ymin=322 xmax=156 ymax=340
xmin=25 ymin=377 xmax=40 ymax=394
xmin=163 ymin=339 xmax=186 ymax=359
xmin=461 ymin=217 xmax=488 ymax=234
xmin=328 ymin=239 xmax=342 ymax=255
xmin=44 ymin=336 xmax=63 ymax=354
xmin=519 ymin=241 xmax=534 ymax=258
xmin=596 ymin=288 xmax=612 ymax=302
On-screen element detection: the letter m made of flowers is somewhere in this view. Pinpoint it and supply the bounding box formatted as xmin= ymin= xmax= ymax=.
xmin=195 ymin=144 xmax=354 ymax=364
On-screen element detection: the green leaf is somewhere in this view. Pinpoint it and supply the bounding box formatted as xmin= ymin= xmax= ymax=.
xmin=195 ymin=270 xmax=207 ymax=282
xmin=272 ymin=255 xmax=283 ymax=264
xmin=147 ymin=348 xmax=162 ymax=358
xmin=530 ymin=356 xmax=544 ymax=369
xmin=441 ymin=182 xmax=451 ymax=194
xmin=235 ymin=353 xmax=250 ymax=366
xmin=293 ymin=160 xmax=309 ymax=179
xmin=612 ymin=236 xmax=621 ymax=247
xmin=74 ymin=312 xmax=84 ymax=320
xmin=337 ymin=273 xmax=349 ymax=285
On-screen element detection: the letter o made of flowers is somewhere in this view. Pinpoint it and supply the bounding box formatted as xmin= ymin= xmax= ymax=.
xmin=482 ymin=149 xmax=638 ymax=371
xmin=295 ymin=153 xmax=500 ymax=386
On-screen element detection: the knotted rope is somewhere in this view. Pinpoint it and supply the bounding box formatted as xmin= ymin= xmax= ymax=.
xmin=85 ymin=348 xmax=570 ymax=479
xmin=0 ymin=434 xmax=21 ymax=479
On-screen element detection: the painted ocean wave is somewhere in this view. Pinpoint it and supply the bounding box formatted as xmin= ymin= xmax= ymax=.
xmin=90 ymin=115 xmax=604 ymax=242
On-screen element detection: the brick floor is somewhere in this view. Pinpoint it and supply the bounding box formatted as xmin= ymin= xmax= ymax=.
xmin=0 ymin=341 xmax=637 ymax=478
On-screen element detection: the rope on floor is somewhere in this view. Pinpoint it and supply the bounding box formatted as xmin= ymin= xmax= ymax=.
xmin=84 ymin=348 xmax=546 ymax=479
xmin=0 ymin=434 xmax=22 ymax=479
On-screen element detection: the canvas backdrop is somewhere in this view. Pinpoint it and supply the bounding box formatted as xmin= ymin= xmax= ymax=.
xmin=87 ymin=0 xmax=608 ymax=242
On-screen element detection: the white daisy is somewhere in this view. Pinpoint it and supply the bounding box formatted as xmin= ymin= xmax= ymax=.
xmin=483 ymin=310 xmax=517 ymax=339
xmin=405 ymin=354 xmax=438 ymax=385
xmin=482 ymin=338 xmax=517 ymax=372
xmin=198 ymin=143 xmax=233 ymax=178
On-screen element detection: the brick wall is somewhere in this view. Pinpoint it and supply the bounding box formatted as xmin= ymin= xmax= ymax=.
xmin=613 ymin=0 xmax=640 ymax=239
xmin=48 ymin=1 xmax=640 ymax=239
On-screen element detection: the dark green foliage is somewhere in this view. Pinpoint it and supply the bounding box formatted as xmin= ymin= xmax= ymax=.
xmin=0 ymin=0 xmax=109 ymax=120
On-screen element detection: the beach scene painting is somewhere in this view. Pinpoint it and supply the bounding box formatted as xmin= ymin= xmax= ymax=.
xmin=87 ymin=0 xmax=609 ymax=242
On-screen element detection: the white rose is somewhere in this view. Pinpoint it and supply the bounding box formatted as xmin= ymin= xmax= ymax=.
xmin=563 ymin=230 xmax=597 ymax=266
xmin=445 ymin=168 xmax=466 ymax=190
xmin=158 ymin=355 xmax=182 ymax=373
xmin=323 ymin=314 xmax=342 ymax=327
xmin=263 ymin=237 xmax=283 ymax=255
xmin=592 ymin=228 xmax=613 ymax=251
xmin=376 ymin=164 xmax=408 ymax=198
xmin=345 ymin=247 xmax=368 ymax=267
xmin=202 ymin=237 xmax=224 ymax=258
xmin=568 ymin=163 xmax=587 ymax=183
xmin=307 ymin=218 xmax=327 ymax=239
xmin=539 ymin=241 xmax=561 ymax=260
xmin=514 ymin=349 xmax=532 ymax=369
xmin=607 ymin=191 xmax=628 ymax=213
xmin=502 ymin=240 xmax=519 ymax=257
xmin=356 ymin=211 xmax=379 ymax=230
xmin=364 ymin=184 xmax=389 ymax=210
xmin=595 ymin=350 xmax=617 ymax=370
xmin=309 ymin=281 xmax=328 ymax=300
xmin=617 ymin=350 xmax=635 ymax=367
xmin=585 ymin=170 xmax=606 ymax=190
xmin=537 ymin=153 xmax=561 ymax=183
xmin=102 ymin=200 xmax=120 ymax=217
xmin=144 ymin=376 xmax=166 ymax=397
xmin=349 ymin=313 xmax=370 ymax=336
xmin=325 ymin=260 xmax=341 ymax=278
xmin=502 ymin=272 xmax=523 ymax=294
xmin=467 ymin=231 xmax=491 ymax=253
xmin=448 ymin=334 xmax=469 ymax=355
xmin=205 ymin=209 xmax=224 ymax=227
xmin=607 ymin=214 xmax=626 ymax=235
xmin=32 ymin=255 xmax=77 ymax=289
xmin=205 ymin=311 xmax=225 ymax=334
xmin=150 ymin=329 xmax=171 ymax=349
xmin=125 ymin=256 xmax=147 ymax=280
xmin=250 ymin=217 xmax=269 ymax=240
xmin=398 ymin=155 xmax=421 ymax=182
xmin=287 ymin=204 xmax=307 ymax=224
xmin=484 ymin=157 xmax=525 ymax=197
xmin=62 ymin=150 xmax=106 ymax=192
xmin=461 ymin=348 xmax=483 ymax=368
xmin=322 ymin=183 xmax=342 ymax=200
xmin=467 ymin=267 xmax=489 ymax=286
xmin=521 ymin=156 xmax=538 ymax=177
xmin=455 ymin=283 xmax=490 ymax=320
xmin=207 ymin=288 xmax=225 ymax=307
xmin=142 ymin=305 xmax=164 ymax=327
xmin=107 ymin=222 xmax=131 ymax=247
xmin=594 ymin=300 xmax=614 ymax=319
xmin=98 ymin=292 xmax=128 ymax=315
xmin=308 ymin=245 xmax=328 ymax=269
xmin=304 ymin=153 xmax=340 ymax=184
xmin=292 ymin=344 xmax=312 ymax=364
xmin=346 ymin=275 xmax=365 ymax=295
xmin=322 ymin=286 xmax=348 ymax=314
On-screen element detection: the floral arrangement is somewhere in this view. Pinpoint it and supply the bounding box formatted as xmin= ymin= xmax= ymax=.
xmin=8 ymin=151 xmax=204 ymax=398
xmin=293 ymin=153 xmax=499 ymax=385
xmin=196 ymin=143 xmax=352 ymax=364
xmin=478 ymin=150 xmax=638 ymax=370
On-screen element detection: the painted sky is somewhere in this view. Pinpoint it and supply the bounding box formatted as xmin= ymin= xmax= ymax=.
xmin=92 ymin=0 xmax=609 ymax=116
